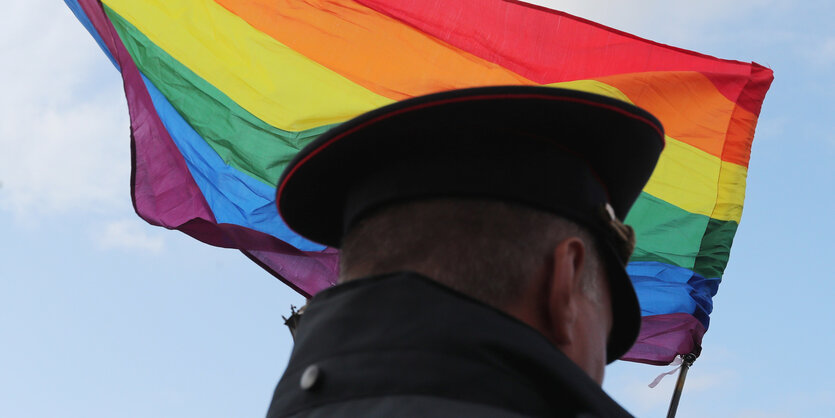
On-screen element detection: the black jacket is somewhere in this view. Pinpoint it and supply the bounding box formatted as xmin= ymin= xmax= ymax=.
xmin=267 ymin=272 xmax=633 ymax=417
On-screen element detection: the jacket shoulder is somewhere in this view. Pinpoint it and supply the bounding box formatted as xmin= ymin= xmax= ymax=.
xmin=277 ymin=395 xmax=548 ymax=418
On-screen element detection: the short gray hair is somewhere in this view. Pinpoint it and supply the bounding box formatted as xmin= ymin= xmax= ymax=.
xmin=339 ymin=198 xmax=602 ymax=308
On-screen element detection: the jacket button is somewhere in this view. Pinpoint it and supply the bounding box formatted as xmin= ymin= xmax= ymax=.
xmin=300 ymin=365 xmax=321 ymax=390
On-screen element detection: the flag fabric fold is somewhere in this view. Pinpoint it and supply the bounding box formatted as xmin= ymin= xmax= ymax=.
xmin=66 ymin=0 xmax=772 ymax=364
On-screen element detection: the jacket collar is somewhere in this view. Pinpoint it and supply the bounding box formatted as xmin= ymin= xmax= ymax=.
xmin=271 ymin=272 xmax=631 ymax=417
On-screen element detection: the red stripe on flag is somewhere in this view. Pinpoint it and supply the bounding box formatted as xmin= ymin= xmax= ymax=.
xmin=358 ymin=0 xmax=771 ymax=115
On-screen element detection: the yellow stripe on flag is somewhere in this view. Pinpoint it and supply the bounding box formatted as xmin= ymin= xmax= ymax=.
xmin=552 ymin=80 xmax=747 ymax=222
xmin=102 ymin=0 xmax=393 ymax=131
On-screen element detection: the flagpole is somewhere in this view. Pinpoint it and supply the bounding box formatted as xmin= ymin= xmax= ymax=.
xmin=666 ymin=353 xmax=697 ymax=418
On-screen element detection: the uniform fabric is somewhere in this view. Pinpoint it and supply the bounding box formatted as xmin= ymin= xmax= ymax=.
xmin=267 ymin=272 xmax=633 ymax=417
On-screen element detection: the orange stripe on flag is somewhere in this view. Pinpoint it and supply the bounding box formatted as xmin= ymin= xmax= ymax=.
xmin=217 ymin=0 xmax=760 ymax=168
xmin=597 ymin=71 xmax=758 ymax=167
xmin=216 ymin=0 xmax=535 ymax=101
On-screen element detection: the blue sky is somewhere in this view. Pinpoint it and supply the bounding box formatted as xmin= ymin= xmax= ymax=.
xmin=1 ymin=1 xmax=833 ymax=416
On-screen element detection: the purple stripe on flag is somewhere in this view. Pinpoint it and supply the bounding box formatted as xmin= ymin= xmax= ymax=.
xmin=621 ymin=313 xmax=706 ymax=365
xmin=77 ymin=0 xmax=338 ymax=296
xmin=244 ymin=249 xmax=338 ymax=296
xmin=78 ymin=0 xmax=215 ymax=228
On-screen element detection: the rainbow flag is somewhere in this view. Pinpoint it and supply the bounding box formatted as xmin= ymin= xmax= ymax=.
xmin=66 ymin=0 xmax=772 ymax=365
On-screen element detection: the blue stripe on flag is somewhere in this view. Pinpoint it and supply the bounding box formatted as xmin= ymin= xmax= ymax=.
xmin=141 ymin=73 xmax=325 ymax=252
xmin=627 ymin=261 xmax=719 ymax=329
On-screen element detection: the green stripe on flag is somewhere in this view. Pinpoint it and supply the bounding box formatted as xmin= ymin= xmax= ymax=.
xmin=628 ymin=192 xmax=737 ymax=278
xmin=694 ymin=217 xmax=739 ymax=279
xmin=106 ymin=6 xmax=335 ymax=186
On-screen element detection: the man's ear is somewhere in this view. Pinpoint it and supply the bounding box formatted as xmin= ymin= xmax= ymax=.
xmin=546 ymin=237 xmax=586 ymax=346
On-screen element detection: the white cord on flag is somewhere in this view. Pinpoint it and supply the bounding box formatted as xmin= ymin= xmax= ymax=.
xmin=648 ymin=356 xmax=684 ymax=388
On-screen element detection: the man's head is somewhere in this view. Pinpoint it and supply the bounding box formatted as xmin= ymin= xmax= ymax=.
xmin=339 ymin=198 xmax=612 ymax=382
xmin=276 ymin=86 xmax=664 ymax=379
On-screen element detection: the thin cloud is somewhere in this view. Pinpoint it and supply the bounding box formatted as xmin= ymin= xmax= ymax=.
xmin=95 ymin=219 xmax=165 ymax=253
xmin=0 ymin=1 xmax=130 ymax=221
xmin=683 ymin=369 xmax=738 ymax=392
xmin=735 ymin=410 xmax=793 ymax=418
xmin=524 ymin=0 xmax=783 ymax=60
xmin=810 ymin=37 xmax=835 ymax=67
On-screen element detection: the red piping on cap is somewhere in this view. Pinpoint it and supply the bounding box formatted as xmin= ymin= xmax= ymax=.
xmin=277 ymin=93 xmax=664 ymax=208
